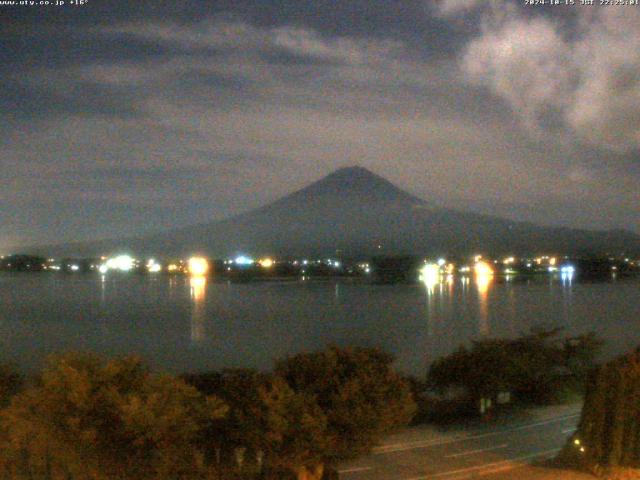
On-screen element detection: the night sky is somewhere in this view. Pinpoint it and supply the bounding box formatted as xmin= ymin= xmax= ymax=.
xmin=2 ymin=0 xmax=639 ymax=250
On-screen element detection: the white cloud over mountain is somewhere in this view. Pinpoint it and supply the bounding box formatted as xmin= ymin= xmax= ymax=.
xmin=458 ymin=4 xmax=640 ymax=152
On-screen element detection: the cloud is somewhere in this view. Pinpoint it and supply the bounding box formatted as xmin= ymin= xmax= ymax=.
xmin=0 ymin=76 xmax=145 ymax=120
xmin=270 ymin=26 xmax=402 ymax=65
xmin=455 ymin=4 xmax=640 ymax=153
xmin=2 ymin=5 xmax=639 ymax=247
xmin=435 ymin=0 xmax=484 ymax=17
xmin=3 ymin=17 xmax=405 ymax=123
xmin=566 ymin=8 xmax=640 ymax=152
xmin=106 ymin=20 xmax=404 ymax=67
xmin=462 ymin=15 xmax=573 ymax=131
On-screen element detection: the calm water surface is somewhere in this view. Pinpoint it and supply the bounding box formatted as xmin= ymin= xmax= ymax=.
xmin=1 ymin=273 xmax=639 ymax=375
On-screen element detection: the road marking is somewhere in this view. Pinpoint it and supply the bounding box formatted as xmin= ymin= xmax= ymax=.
xmin=477 ymin=462 xmax=529 ymax=477
xmin=444 ymin=443 xmax=508 ymax=458
xmin=374 ymin=413 xmax=579 ymax=454
xmin=404 ymin=448 xmax=561 ymax=480
xmin=338 ymin=466 xmax=373 ymax=474
xmin=476 ymin=449 xmax=560 ymax=477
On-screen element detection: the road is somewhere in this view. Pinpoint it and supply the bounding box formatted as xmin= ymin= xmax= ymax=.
xmin=338 ymin=404 xmax=583 ymax=480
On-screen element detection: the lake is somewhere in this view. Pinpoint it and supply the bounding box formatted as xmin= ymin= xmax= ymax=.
xmin=1 ymin=273 xmax=639 ymax=376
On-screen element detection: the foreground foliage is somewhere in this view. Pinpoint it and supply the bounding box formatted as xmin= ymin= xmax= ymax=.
xmin=187 ymin=346 xmax=417 ymax=480
xmin=276 ymin=346 xmax=417 ymax=478
xmin=427 ymin=329 xmax=603 ymax=409
xmin=0 ymin=364 xmax=22 ymax=408
xmin=0 ymin=346 xmax=415 ymax=480
xmin=568 ymin=347 xmax=640 ymax=470
xmin=186 ymin=369 xmax=329 ymax=479
xmin=0 ymin=352 xmax=227 ymax=479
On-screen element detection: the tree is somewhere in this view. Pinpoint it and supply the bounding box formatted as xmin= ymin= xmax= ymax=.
xmin=563 ymin=332 xmax=604 ymax=386
xmin=427 ymin=329 xmax=602 ymax=408
xmin=0 ymin=352 xmax=227 ymax=479
xmin=428 ymin=340 xmax=513 ymax=402
xmin=187 ymin=369 xmax=328 ymax=480
xmin=275 ymin=346 xmax=416 ymax=479
xmin=505 ymin=328 xmax=566 ymax=403
xmin=236 ymin=375 xmax=328 ymax=479
xmin=188 ymin=348 xmax=416 ymax=479
xmin=0 ymin=363 xmax=22 ymax=407
xmin=569 ymin=347 xmax=640 ymax=469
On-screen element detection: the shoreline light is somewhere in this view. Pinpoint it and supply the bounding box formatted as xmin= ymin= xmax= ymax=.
xmin=259 ymin=257 xmax=274 ymax=268
xmin=105 ymin=255 xmax=134 ymax=272
xmin=234 ymin=255 xmax=254 ymax=266
xmin=188 ymin=257 xmax=209 ymax=276
xmin=419 ymin=263 xmax=440 ymax=289
xmin=474 ymin=260 xmax=494 ymax=276
xmin=147 ymin=259 xmax=162 ymax=273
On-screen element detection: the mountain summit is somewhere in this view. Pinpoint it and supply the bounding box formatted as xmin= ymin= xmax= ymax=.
xmin=302 ymin=165 xmax=417 ymax=196
xmin=261 ymin=166 xmax=426 ymax=213
xmin=36 ymin=166 xmax=640 ymax=257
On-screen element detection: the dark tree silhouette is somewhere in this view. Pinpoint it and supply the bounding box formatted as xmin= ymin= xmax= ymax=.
xmin=572 ymin=347 xmax=640 ymax=469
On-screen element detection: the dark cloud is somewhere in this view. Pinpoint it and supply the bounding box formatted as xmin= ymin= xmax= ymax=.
xmin=1 ymin=1 xmax=639 ymax=250
xmin=1 ymin=30 xmax=173 ymax=72
xmin=1 ymin=77 xmax=145 ymax=119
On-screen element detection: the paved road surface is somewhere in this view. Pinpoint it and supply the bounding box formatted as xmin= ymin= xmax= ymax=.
xmin=339 ymin=404 xmax=582 ymax=480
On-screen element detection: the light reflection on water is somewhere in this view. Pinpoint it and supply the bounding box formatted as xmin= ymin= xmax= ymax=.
xmin=0 ymin=273 xmax=638 ymax=376
xmin=190 ymin=276 xmax=207 ymax=343
xmin=422 ymin=273 xmax=494 ymax=336
xmin=475 ymin=273 xmax=492 ymax=336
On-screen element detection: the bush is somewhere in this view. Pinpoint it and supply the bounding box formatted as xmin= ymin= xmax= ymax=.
xmin=0 ymin=363 xmax=22 ymax=407
xmin=0 ymin=346 xmax=414 ymax=480
xmin=276 ymin=346 xmax=417 ymax=467
xmin=0 ymin=352 xmax=227 ymax=479
xmin=188 ymin=346 xmax=416 ymax=480
xmin=427 ymin=328 xmax=603 ymax=411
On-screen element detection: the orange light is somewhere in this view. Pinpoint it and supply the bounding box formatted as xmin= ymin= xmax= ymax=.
xmin=190 ymin=275 xmax=206 ymax=301
xmin=259 ymin=257 xmax=274 ymax=268
xmin=188 ymin=257 xmax=209 ymax=276
xmin=474 ymin=260 xmax=494 ymax=276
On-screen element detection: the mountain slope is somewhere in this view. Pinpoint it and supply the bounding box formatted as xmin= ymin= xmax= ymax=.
xmin=33 ymin=166 xmax=640 ymax=257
